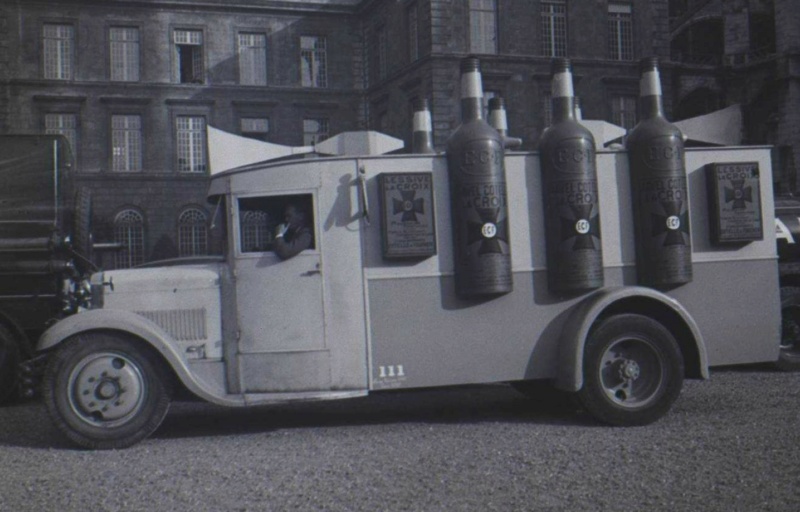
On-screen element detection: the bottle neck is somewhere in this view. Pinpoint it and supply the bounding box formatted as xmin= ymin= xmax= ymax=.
xmin=552 ymin=97 xmax=575 ymax=123
xmin=460 ymin=69 xmax=484 ymax=121
xmin=489 ymin=108 xmax=508 ymax=135
xmin=639 ymin=69 xmax=665 ymax=119
xmin=551 ymin=70 xmax=575 ymax=123
xmin=412 ymin=110 xmax=435 ymax=154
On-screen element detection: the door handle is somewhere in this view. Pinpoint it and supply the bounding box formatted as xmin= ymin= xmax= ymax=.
xmin=303 ymin=269 xmax=321 ymax=276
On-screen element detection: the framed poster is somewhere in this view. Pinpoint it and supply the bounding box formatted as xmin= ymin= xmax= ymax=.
xmin=705 ymin=162 xmax=763 ymax=244
xmin=378 ymin=172 xmax=436 ymax=259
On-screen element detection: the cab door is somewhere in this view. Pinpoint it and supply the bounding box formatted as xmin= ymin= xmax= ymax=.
xmin=232 ymin=191 xmax=329 ymax=392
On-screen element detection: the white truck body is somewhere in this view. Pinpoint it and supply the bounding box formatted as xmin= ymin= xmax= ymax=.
xmin=39 ymin=145 xmax=780 ymax=412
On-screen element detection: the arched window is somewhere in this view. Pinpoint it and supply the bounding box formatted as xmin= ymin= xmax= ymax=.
xmin=178 ymin=208 xmax=208 ymax=257
xmin=114 ymin=209 xmax=145 ymax=268
xmin=241 ymin=209 xmax=271 ymax=252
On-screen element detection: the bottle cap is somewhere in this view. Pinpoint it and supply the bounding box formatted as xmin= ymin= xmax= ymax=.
xmin=640 ymin=57 xmax=659 ymax=73
xmin=551 ymin=58 xmax=571 ymax=75
xmin=488 ymin=97 xmax=505 ymax=110
xmin=460 ymin=56 xmax=481 ymax=73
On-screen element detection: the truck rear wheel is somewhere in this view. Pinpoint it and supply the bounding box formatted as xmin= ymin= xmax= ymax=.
xmin=43 ymin=332 xmax=172 ymax=449
xmin=577 ymin=314 xmax=684 ymax=426
xmin=0 ymin=325 xmax=20 ymax=405
xmin=779 ymin=287 xmax=800 ymax=371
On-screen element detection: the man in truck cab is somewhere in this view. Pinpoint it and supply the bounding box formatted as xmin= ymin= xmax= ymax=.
xmin=274 ymin=202 xmax=313 ymax=260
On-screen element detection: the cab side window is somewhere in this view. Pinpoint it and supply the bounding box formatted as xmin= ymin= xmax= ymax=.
xmin=238 ymin=194 xmax=315 ymax=253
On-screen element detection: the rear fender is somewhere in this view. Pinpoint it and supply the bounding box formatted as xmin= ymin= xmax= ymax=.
xmin=555 ymin=286 xmax=708 ymax=392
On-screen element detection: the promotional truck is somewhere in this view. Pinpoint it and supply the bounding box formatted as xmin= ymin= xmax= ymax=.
xmin=0 ymin=135 xmax=92 ymax=405
xmin=34 ymin=140 xmax=781 ymax=449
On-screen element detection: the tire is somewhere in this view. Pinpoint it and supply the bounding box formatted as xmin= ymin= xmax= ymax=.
xmin=71 ymin=187 xmax=94 ymax=274
xmin=576 ymin=314 xmax=684 ymax=426
xmin=778 ymin=286 xmax=800 ymax=371
xmin=0 ymin=324 xmax=21 ymax=405
xmin=43 ymin=332 xmax=172 ymax=449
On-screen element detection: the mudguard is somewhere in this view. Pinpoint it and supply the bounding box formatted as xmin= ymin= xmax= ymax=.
xmin=555 ymin=286 xmax=709 ymax=392
xmin=37 ymin=308 xmax=232 ymax=405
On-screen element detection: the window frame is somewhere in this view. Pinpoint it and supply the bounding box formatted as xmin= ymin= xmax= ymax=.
xmin=541 ymin=0 xmax=568 ymax=58
xmin=110 ymin=113 xmax=143 ymax=172
xmin=302 ymin=118 xmax=330 ymax=146
xmin=300 ymin=35 xmax=328 ymax=88
xmin=177 ymin=207 xmax=209 ymax=257
xmin=608 ymin=3 xmax=634 ymax=61
xmin=109 ymin=25 xmax=141 ymax=82
xmin=42 ymin=22 xmax=75 ymax=80
xmin=238 ymin=31 xmax=268 ymax=86
xmin=174 ymin=114 xmax=208 ymax=173
xmin=469 ymin=0 xmax=498 ymax=55
xmin=234 ymin=192 xmax=318 ymax=258
xmin=173 ymin=28 xmax=205 ymax=84
xmin=113 ymin=208 xmax=146 ymax=269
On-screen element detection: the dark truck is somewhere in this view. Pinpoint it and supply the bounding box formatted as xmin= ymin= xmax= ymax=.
xmin=0 ymin=135 xmax=93 ymax=404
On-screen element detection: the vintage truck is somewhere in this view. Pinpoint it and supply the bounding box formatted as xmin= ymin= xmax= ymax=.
xmin=33 ymin=138 xmax=781 ymax=449
xmin=0 ymin=135 xmax=92 ymax=405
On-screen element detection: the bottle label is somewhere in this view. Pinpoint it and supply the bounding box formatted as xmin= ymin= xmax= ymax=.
xmin=637 ymin=135 xmax=684 ymax=172
xmin=458 ymin=139 xmax=504 ymax=177
xmin=552 ymin=138 xmax=595 ymax=173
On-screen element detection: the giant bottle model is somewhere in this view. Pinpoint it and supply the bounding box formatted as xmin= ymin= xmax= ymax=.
xmin=446 ymin=57 xmax=512 ymax=297
xmin=538 ymin=58 xmax=603 ymax=292
xmin=626 ymin=57 xmax=692 ymax=287
xmin=411 ymin=98 xmax=436 ymax=154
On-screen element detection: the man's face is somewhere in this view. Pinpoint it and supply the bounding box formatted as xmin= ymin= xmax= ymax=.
xmin=285 ymin=206 xmax=302 ymax=227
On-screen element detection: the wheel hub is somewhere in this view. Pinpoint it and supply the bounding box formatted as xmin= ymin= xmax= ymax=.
xmin=619 ymin=359 xmax=641 ymax=381
xmin=68 ymin=353 xmax=145 ymax=426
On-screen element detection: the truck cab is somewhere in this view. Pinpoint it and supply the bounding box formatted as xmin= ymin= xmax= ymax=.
xmin=35 ymin=142 xmax=781 ymax=449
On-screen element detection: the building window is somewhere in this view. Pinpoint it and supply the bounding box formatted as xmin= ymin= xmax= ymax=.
xmin=238 ymin=33 xmax=267 ymax=86
xmin=241 ymin=117 xmax=270 ymax=141
xmin=43 ymin=24 xmax=74 ymax=80
xmin=300 ymin=36 xmax=327 ymax=88
xmin=174 ymin=29 xmax=204 ymax=84
xmin=469 ymin=0 xmax=497 ymax=54
xmin=45 ymin=113 xmax=78 ymax=159
xmin=111 ymin=114 xmax=142 ymax=172
xmin=176 ymin=116 xmax=207 ymax=173
xmin=408 ymin=3 xmax=419 ymax=62
xmin=303 ymin=118 xmax=329 ymax=146
xmin=240 ymin=209 xmax=272 ymax=252
xmin=110 ymin=27 xmax=140 ymax=81
xmin=114 ymin=209 xmax=145 ymax=268
xmin=608 ymin=3 xmax=634 ymax=61
xmin=541 ymin=1 xmax=567 ymax=57
xmin=377 ymin=26 xmax=388 ymax=80
xmin=611 ymin=95 xmax=637 ymax=129
xmin=178 ymin=208 xmax=208 ymax=257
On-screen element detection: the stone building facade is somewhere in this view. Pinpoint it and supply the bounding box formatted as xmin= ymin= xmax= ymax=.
xmin=8 ymin=0 xmax=792 ymax=268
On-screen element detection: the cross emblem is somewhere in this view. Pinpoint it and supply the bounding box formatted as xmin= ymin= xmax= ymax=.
xmin=724 ymin=179 xmax=753 ymax=210
xmin=467 ymin=207 xmax=509 ymax=255
xmin=392 ymin=190 xmax=425 ymax=222
xmin=559 ymin=203 xmax=601 ymax=250
xmin=651 ymin=199 xmax=690 ymax=246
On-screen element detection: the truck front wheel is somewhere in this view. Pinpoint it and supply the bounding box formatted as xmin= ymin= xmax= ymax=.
xmin=577 ymin=314 xmax=684 ymax=426
xmin=43 ymin=332 xmax=172 ymax=449
xmin=779 ymin=287 xmax=800 ymax=371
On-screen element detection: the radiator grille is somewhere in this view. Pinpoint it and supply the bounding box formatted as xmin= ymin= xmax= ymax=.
xmin=136 ymin=308 xmax=207 ymax=341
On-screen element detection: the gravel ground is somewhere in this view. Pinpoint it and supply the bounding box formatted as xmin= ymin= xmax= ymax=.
xmin=0 ymin=366 xmax=798 ymax=512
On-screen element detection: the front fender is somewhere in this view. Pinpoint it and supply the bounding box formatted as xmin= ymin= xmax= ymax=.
xmin=38 ymin=309 xmax=226 ymax=404
xmin=555 ymin=286 xmax=709 ymax=392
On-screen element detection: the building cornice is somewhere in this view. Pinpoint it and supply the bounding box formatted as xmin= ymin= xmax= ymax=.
xmin=16 ymin=0 xmax=363 ymax=16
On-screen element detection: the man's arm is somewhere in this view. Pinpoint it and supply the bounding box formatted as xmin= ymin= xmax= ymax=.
xmin=274 ymin=227 xmax=312 ymax=260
